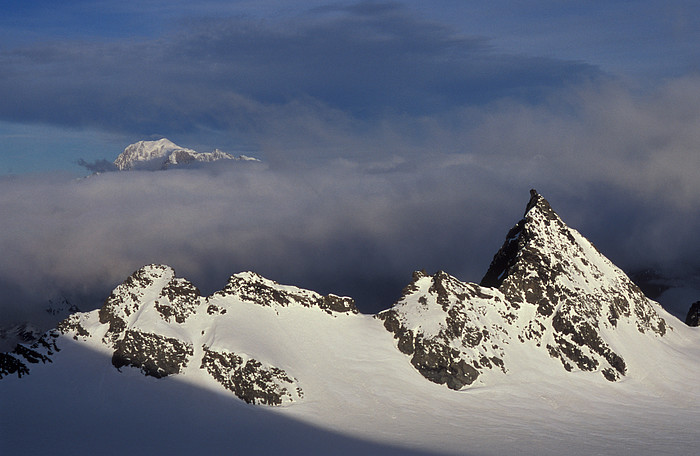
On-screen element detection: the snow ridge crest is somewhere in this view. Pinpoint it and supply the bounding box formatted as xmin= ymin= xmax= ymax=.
xmin=1 ymin=190 xmax=675 ymax=400
xmin=113 ymin=138 xmax=258 ymax=170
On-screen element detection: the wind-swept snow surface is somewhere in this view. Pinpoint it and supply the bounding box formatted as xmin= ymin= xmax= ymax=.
xmin=1 ymin=303 xmax=698 ymax=455
xmin=1 ymin=190 xmax=699 ymax=455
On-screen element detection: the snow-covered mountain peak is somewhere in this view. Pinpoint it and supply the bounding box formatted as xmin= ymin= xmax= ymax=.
xmin=2 ymin=189 xmax=699 ymax=455
xmin=113 ymin=138 xmax=258 ymax=170
xmin=96 ymin=264 xmax=199 ymax=344
xmin=0 ymin=191 xmax=690 ymax=405
xmin=378 ymin=269 xmax=512 ymax=389
xmin=480 ymin=189 xmax=667 ymax=379
xmin=2 ymin=264 xmax=363 ymax=403
xmin=524 ymin=187 xmax=549 ymax=212
xmin=114 ymin=139 xmax=192 ymax=170
xmin=482 ymin=189 xmax=667 ymax=332
xmin=376 ymin=189 xmax=673 ymax=391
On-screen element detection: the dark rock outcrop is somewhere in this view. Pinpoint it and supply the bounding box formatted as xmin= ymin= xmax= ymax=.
xmin=112 ymin=330 xmax=193 ymax=378
xmin=57 ymin=314 xmax=91 ymax=341
xmin=378 ymin=270 xmax=510 ymax=390
xmin=0 ymin=352 xmax=30 ymax=378
xmin=686 ymin=301 xmax=700 ymax=327
xmin=216 ymin=271 xmax=358 ymax=314
xmin=154 ymin=277 xmax=201 ymax=324
xmin=480 ymin=189 xmax=666 ymax=382
xmin=201 ymin=346 xmax=302 ymax=405
xmin=0 ymin=331 xmax=60 ymax=379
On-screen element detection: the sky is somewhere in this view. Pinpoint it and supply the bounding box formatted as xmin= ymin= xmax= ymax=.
xmin=1 ymin=0 xmax=700 ymax=324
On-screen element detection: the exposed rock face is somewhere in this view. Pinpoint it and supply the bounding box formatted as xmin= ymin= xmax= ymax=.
xmin=154 ymin=278 xmax=202 ymax=324
xmin=481 ymin=190 xmax=666 ymax=381
xmin=378 ymin=271 xmax=510 ymax=390
xmin=381 ymin=190 xmax=670 ymax=389
xmin=0 ymin=352 xmax=30 ymax=378
xmin=0 ymin=331 xmax=60 ymax=379
xmin=4 ymin=264 xmax=357 ymax=406
xmin=112 ymin=330 xmax=193 ymax=378
xmin=216 ymin=271 xmax=358 ymax=315
xmin=201 ymin=346 xmax=303 ymax=405
xmin=687 ymin=302 xmax=700 ymax=327
xmin=56 ymin=314 xmax=91 ymax=341
xmin=98 ymin=264 xmax=184 ymax=344
xmin=0 ymin=322 xmax=43 ymax=352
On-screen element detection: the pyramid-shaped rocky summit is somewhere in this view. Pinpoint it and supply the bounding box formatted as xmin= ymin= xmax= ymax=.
xmin=379 ymin=189 xmax=668 ymax=388
xmin=481 ymin=190 xmax=666 ymax=373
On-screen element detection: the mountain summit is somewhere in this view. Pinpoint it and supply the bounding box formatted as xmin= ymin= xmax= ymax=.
xmin=481 ymin=190 xmax=666 ymax=377
xmin=113 ymin=138 xmax=258 ymax=170
xmin=378 ymin=189 xmax=668 ymax=388
xmin=2 ymin=188 xmax=675 ymax=394
xmin=2 ymin=189 xmax=698 ymax=455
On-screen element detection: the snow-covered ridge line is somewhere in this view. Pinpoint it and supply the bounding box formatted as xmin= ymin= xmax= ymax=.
xmin=113 ymin=138 xmax=259 ymax=170
xmin=1 ymin=264 xmax=356 ymax=405
xmin=0 ymin=190 xmax=688 ymax=410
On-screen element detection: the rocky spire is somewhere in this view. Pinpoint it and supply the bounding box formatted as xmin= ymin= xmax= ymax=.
xmin=481 ymin=189 xmax=667 ymax=380
xmin=380 ymin=189 xmax=671 ymax=391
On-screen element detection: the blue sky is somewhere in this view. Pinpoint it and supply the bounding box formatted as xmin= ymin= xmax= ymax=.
xmin=2 ymin=0 xmax=699 ymax=173
xmin=2 ymin=1 xmax=700 ymax=322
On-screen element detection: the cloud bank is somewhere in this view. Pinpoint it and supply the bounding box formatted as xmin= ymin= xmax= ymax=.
xmin=1 ymin=3 xmax=700 ymax=324
xmin=3 ymin=75 xmax=700 ymax=324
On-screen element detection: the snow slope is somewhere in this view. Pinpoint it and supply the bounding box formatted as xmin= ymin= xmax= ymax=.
xmin=1 ymin=190 xmax=699 ymax=455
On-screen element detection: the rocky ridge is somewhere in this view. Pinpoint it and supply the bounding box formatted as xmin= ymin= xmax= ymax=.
xmin=2 ymin=264 xmax=357 ymax=405
xmin=1 ymin=190 xmax=676 ymax=401
xmin=0 ymin=322 xmax=43 ymax=352
xmin=377 ymin=271 xmax=511 ymax=390
xmin=0 ymin=298 xmax=79 ymax=352
xmin=379 ymin=190 xmax=669 ymax=388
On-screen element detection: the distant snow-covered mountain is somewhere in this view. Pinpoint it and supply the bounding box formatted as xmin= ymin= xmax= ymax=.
xmin=113 ymin=138 xmax=259 ymax=170
xmin=1 ymin=190 xmax=698 ymax=455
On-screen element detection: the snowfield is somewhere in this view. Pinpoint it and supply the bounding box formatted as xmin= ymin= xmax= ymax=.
xmin=2 ymin=190 xmax=699 ymax=455
xmin=1 ymin=304 xmax=698 ymax=455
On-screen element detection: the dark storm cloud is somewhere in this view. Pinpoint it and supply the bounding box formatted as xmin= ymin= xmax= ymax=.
xmin=3 ymin=71 xmax=700 ymax=325
xmin=0 ymin=2 xmax=601 ymax=149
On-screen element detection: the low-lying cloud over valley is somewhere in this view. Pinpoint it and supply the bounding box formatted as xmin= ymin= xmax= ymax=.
xmin=2 ymin=2 xmax=700 ymax=324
